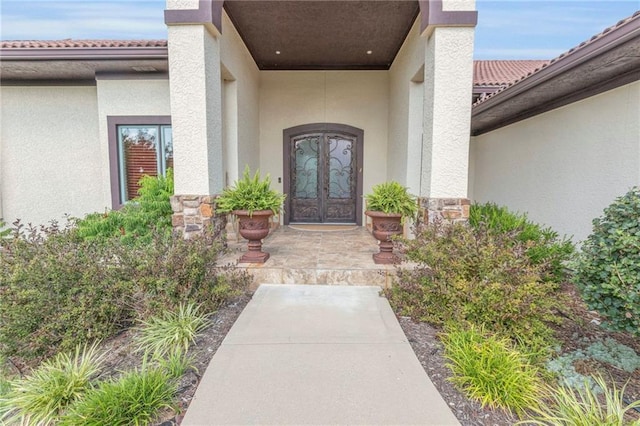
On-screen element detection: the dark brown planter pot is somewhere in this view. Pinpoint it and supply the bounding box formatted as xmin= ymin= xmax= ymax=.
xmin=365 ymin=210 xmax=403 ymax=264
xmin=234 ymin=209 xmax=273 ymax=263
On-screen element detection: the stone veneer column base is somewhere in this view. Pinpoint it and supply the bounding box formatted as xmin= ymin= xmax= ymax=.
xmin=418 ymin=198 xmax=470 ymax=224
xmin=170 ymin=195 xmax=227 ymax=241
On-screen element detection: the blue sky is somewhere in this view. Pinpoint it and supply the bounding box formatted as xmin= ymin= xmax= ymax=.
xmin=1 ymin=1 xmax=638 ymax=60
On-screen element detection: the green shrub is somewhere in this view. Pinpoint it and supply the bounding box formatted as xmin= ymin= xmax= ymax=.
xmin=441 ymin=325 xmax=542 ymax=416
xmin=0 ymin=380 xmax=9 ymax=401
xmin=75 ymin=169 xmax=174 ymax=244
xmin=130 ymin=233 xmax=250 ymax=317
xmin=1 ymin=343 xmax=104 ymax=425
xmin=574 ymin=188 xmax=640 ymax=335
xmin=136 ymin=303 xmax=209 ymax=357
xmin=0 ymin=219 xmax=10 ymax=239
xmin=216 ymin=166 xmax=286 ymax=215
xmin=0 ymin=221 xmax=249 ymax=365
xmin=155 ymin=347 xmax=195 ymax=379
xmin=61 ymin=366 xmax=176 ymax=425
xmin=470 ymin=202 xmax=574 ymax=281
xmin=0 ymin=221 xmax=136 ymax=361
xmin=388 ymin=222 xmax=562 ymax=355
xmin=364 ymin=181 xmax=418 ymax=219
xmin=0 ymin=355 xmax=15 ymax=398
xmin=522 ymin=375 xmax=640 ymax=425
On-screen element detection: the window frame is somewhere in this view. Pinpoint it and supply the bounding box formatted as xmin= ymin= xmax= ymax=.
xmin=107 ymin=116 xmax=172 ymax=209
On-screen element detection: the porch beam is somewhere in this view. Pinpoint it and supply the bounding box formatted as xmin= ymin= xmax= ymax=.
xmin=418 ymin=0 xmax=478 ymax=36
xmin=164 ymin=0 xmax=223 ymax=36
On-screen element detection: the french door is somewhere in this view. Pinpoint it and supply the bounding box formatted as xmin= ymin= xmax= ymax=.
xmin=283 ymin=124 xmax=363 ymax=225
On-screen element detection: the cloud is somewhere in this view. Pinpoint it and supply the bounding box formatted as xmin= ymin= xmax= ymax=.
xmin=474 ymin=0 xmax=639 ymax=60
xmin=477 ymin=1 xmax=635 ymax=37
xmin=1 ymin=0 xmax=167 ymax=40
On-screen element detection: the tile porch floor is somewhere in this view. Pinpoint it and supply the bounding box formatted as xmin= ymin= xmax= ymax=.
xmin=219 ymin=225 xmax=398 ymax=288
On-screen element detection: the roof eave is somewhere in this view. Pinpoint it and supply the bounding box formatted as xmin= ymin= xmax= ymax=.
xmin=471 ymin=14 xmax=640 ymax=116
xmin=0 ymin=47 xmax=169 ymax=61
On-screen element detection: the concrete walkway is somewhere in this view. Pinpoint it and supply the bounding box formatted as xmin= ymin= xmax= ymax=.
xmin=182 ymin=285 xmax=460 ymax=426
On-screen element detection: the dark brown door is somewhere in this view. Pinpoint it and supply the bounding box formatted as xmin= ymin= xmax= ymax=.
xmin=287 ymin=131 xmax=359 ymax=223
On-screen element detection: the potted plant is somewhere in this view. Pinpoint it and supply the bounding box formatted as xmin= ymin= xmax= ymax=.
xmin=216 ymin=166 xmax=286 ymax=263
xmin=365 ymin=181 xmax=418 ymax=264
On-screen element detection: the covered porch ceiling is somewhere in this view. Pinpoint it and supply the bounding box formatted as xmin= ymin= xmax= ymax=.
xmin=223 ymin=0 xmax=420 ymax=70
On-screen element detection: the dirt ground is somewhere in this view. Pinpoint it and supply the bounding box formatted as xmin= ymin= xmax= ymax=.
xmin=94 ymin=282 xmax=638 ymax=426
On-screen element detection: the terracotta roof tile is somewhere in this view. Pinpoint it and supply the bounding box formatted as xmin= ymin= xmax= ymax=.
xmin=473 ymin=10 xmax=640 ymax=107
xmin=473 ymin=60 xmax=549 ymax=86
xmin=0 ymin=39 xmax=168 ymax=48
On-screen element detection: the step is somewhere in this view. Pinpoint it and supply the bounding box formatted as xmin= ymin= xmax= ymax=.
xmin=232 ymin=262 xmax=396 ymax=289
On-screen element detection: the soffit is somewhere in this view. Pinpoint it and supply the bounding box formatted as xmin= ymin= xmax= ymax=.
xmin=0 ymin=60 xmax=169 ymax=82
xmin=223 ymin=0 xmax=420 ymax=70
xmin=0 ymin=42 xmax=169 ymax=82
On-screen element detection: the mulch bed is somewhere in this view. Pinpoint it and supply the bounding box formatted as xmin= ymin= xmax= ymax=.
xmin=398 ymin=318 xmax=518 ymax=425
xmin=398 ymin=282 xmax=640 ymax=425
xmin=550 ymin=283 xmax=640 ymax=405
xmin=88 ymin=294 xmax=252 ymax=426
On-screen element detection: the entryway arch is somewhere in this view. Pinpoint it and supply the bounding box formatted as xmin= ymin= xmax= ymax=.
xmin=283 ymin=123 xmax=364 ymax=225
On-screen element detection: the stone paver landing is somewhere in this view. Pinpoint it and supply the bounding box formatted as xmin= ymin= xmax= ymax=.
xmin=220 ymin=226 xmax=397 ymax=288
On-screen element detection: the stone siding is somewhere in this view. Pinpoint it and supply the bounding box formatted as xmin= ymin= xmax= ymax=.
xmin=419 ymin=197 xmax=470 ymax=224
xmin=171 ymin=194 xmax=227 ymax=241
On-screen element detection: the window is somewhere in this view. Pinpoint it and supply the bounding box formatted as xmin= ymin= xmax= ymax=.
xmin=117 ymin=125 xmax=173 ymax=202
xmin=108 ymin=116 xmax=172 ymax=208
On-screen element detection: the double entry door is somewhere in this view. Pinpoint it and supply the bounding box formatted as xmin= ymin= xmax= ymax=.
xmin=284 ymin=124 xmax=363 ymax=225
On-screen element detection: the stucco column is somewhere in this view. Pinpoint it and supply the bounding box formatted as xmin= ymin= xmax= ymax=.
xmin=419 ymin=0 xmax=476 ymax=222
xmin=165 ymin=0 xmax=226 ymax=238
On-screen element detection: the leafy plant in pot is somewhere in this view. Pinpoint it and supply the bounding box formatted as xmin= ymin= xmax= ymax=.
xmin=216 ymin=167 xmax=286 ymax=263
xmin=365 ymin=181 xmax=418 ymax=264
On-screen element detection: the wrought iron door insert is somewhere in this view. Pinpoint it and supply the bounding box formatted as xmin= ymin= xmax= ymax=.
xmin=283 ymin=124 xmax=363 ymax=225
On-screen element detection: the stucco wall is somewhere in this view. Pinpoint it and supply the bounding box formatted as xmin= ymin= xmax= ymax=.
xmin=0 ymin=86 xmax=103 ymax=225
xmin=470 ymin=81 xmax=640 ymax=243
xmin=259 ymin=71 xmax=389 ymax=223
xmin=387 ymin=19 xmax=425 ymax=193
xmin=96 ymin=78 xmax=172 ymax=205
xmin=220 ymin=11 xmax=261 ymax=183
xmin=0 ymin=79 xmax=172 ymax=227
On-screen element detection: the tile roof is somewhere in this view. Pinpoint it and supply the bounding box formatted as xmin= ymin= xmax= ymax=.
xmin=0 ymin=40 xmax=168 ymax=48
xmin=473 ymin=9 xmax=640 ymax=107
xmin=473 ymin=60 xmax=549 ymax=86
xmin=2 ymin=39 xmax=540 ymax=87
